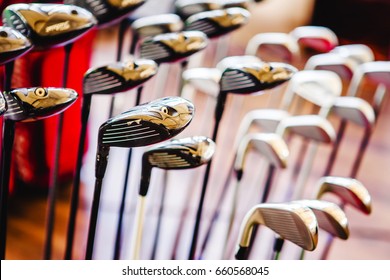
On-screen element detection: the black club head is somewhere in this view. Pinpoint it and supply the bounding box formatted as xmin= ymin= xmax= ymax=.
xmin=140 ymin=30 xmax=208 ymax=64
xmin=0 ymin=93 xmax=7 ymax=116
xmin=83 ymin=58 xmax=158 ymax=95
xmin=185 ymin=7 xmax=250 ymax=38
xmin=64 ymin=0 xmax=145 ymax=27
xmin=98 ymin=96 xmax=194 ymax=148
xmin=0 ymin=26 xmax=32 ymax=65
xmin=220 ymin=61 xmax=297 ymax=94
xmin=3 ymin=87 xmax=78 ymax=122
xmin=139 ymin=136 xmax=215 ymax=196
xmin=2 ymin=3 xmax=97 ymax=49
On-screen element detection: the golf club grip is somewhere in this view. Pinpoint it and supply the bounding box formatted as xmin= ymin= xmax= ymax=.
xmin=235 ymin=245 xmax=248 ymax=260
xmin=85 ymin=177 xmax=104 ymax=260
xmin=64 ymin=96 xmax=92 ymax=260
xmin=0 ymin=120 xmax=15 ymax=260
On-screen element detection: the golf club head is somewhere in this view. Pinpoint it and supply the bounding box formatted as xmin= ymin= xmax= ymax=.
xmin=185 ymin=7 xmax=250 ymax=39
xmin=222 ymin=0 xmax=250 ymax=9
xmin=2 ymin=3 xmax=97 ymax=49
xmin=182 ymin=67 xmax=222 ymax=97
xmin=315 ymin=176 xmax=372 ymax=215
xmin=331 ymin=96 xmax=375 ymax=128
xmin=98 ymin=96 xmax=194 ymax=148
xmin=64 ymin=0 xmax=145 ymax=27
xmin=290 ymin=25 xmax=338 ymax=53
xmin=131 ymin=13 xmax=184 ymax=38
xmin=175 ymin=0 xmax=220 ymax=20
xmin=293 ymin=199 xmax=349 ymax=239
xmin=282 ymin=70 xmax=342 ymax=110
xmin=276 ymin=115 xmax=336 ymax=143
xmin=331 ymin=44 xmax=375 ymax=65
xmin=235 ymin=202 xmax=318 ymax=259
xmin=0 ymin=26 xmax=33 ymax=64
xmin=304 ymin=53 xmax=358 ymax=80
xmin=3 ymin=87 xmax=78 ymax=122
xmin=216 ymin=55 xmax=262 ymax=72
xmin=139 ymin=135 xmax=215 ymax=195
xmin=83 ymin=58 xmax=158 ymax=95
xmin=220 ymin=61 xmax=297 ymax=94
xmin=140 ymin=30 xmax=208 ymax=64
xmin=245 ymin=32 xmax=300 ymax=63
xmin=234 ymin=132 xmax=289 ymax=177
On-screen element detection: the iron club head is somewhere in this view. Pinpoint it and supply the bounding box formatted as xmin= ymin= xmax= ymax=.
xmin=3 ymin=87 xmax=78 ymax=122
xmin=131 ymin=13 xmax=184 ymax=38
xmin=0 ymin=26 xmax=32 ymax=64
xmin=235 ymin=202 xmax=318 ymax=259
xmin=2 ymin=3 xmax=97 ymax=49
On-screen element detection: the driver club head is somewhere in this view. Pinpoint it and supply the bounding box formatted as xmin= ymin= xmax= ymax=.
xmin=140 ymin=30 xmax=208 ymax=64
xmin=64 ymin=0 xmax=145 ymax=28
xmin=98 ymin=96 xmax=194 ymax=148
xmin=0 ymin=26 xmax=33 ymax=64
xmin=315 ymin=176 xmax=372 ymax=215
xmin=290 ymin=25 xmax=338 ymax=53
xmin=235 ymin=202 xmax=318 ymax=259
xmin=2 ymin=3 xmax=97 ymax=49
xmin=131 ymin=13 xmax=184 ymax=38
xmin=184 ymin=7 xmax=250 ymax=39
xmin=139 ymin=135 xmax=216 ymax=195
xmin=83 ymin=58 xmax=158 ymax=95
xmin=276 ymin=115 xmax=336 ymax=143
xmin=220 ymin=61 xmax=297 ymax=94
xmin=3 ymin=87 xmax=78 ymax=122
xmin=234 ymin=132 xmax=289 ymax=175
xmin=293 ymin=199 xmax=349 ymax=239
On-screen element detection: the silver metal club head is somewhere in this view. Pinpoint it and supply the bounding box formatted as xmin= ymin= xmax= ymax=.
xmin=83 ymin=58 xmax=158 ymax=95
xmin=315 ymin=176 xmax=372 ymax=214
xmin=293 ymin=199 xmax=349 ymax=239
xmin=0 ymin=26 xmax=32 ymax=64
xmin=185 ymin=7 xmax=250 ymax=38
xmin=235 ymin=202 xmax=318 ymax=259
xmin=290 ymin=25 xmax=338 ymax=53
xmin=2 ymin=3 xmax=97 ymax=49
xmin=140 ymin=30 xmax=208 ymax=64
xmin=3 ymin=87 xmax=78 ymax=122
xmin=131 ymin=13 xmax=184 ymax=38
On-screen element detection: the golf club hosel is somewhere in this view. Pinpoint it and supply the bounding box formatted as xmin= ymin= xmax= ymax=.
xmin=139 ymin=161 xmax=152 ymax=196
xmin=95 ymin=145 xmax=110 ymax=179
xmin=235 ymin=245 xmax=248 ymax=260
xmin=273 ymin=236 xmax=284 ymax=253
xmin=81 ymin=94 xmax=92 ymax=124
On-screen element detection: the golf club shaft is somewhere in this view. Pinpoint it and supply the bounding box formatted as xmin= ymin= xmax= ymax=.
xmin=113 ymin=86 xmax=143 ymax=260
xmin=64 ymin=94 xmax=93 ymax=259
xmin=350 ymin=127 xmax=372 ymax=178
xmin=131 ymin=195 xmax=146 ymax=260
xmin=0 ymin=120 xmax=15 ymax=260
xmin=323 ymin=120 xmax=347 ymax=176
xmin=44 ymin=43 xmax=73 ymax=260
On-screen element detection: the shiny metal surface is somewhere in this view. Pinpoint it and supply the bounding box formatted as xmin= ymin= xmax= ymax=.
xmin=131 ymin=13 xmax=184 ymax=37
xmin=0 ymin=26 xmax=32 ymax=64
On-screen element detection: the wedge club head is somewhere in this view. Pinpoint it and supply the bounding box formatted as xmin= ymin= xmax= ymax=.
xmin=140 ymin=30 xmax=208 ymax=64
xmin=185 ymin=7 xmax=250 ymax=39
xmin=0 ymin=26 xmax=32 ymax=64
xmin=83 ymin=58 xmax=158 ymax=95
xmin=331 ymin=44 xmax=375 ymax=65
xmin=64 ymin=0 xmax=145 ymax=27
xmin=235 ymin=202 xmax=318 ymax=259
xmin=3 ymin=87 xmax=78 ymax=122
xmin=2 ymin=3 xmax=97 ymax=49
xmin=139 ymin=136 xmax=215 ymax=195
xmin=293 ymin=199 xmax=349 ymax=239
xmin=290 ymin=25 xmax=338 ymax=53
xmin=315 ymin=176 xmax=372 ymax=214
